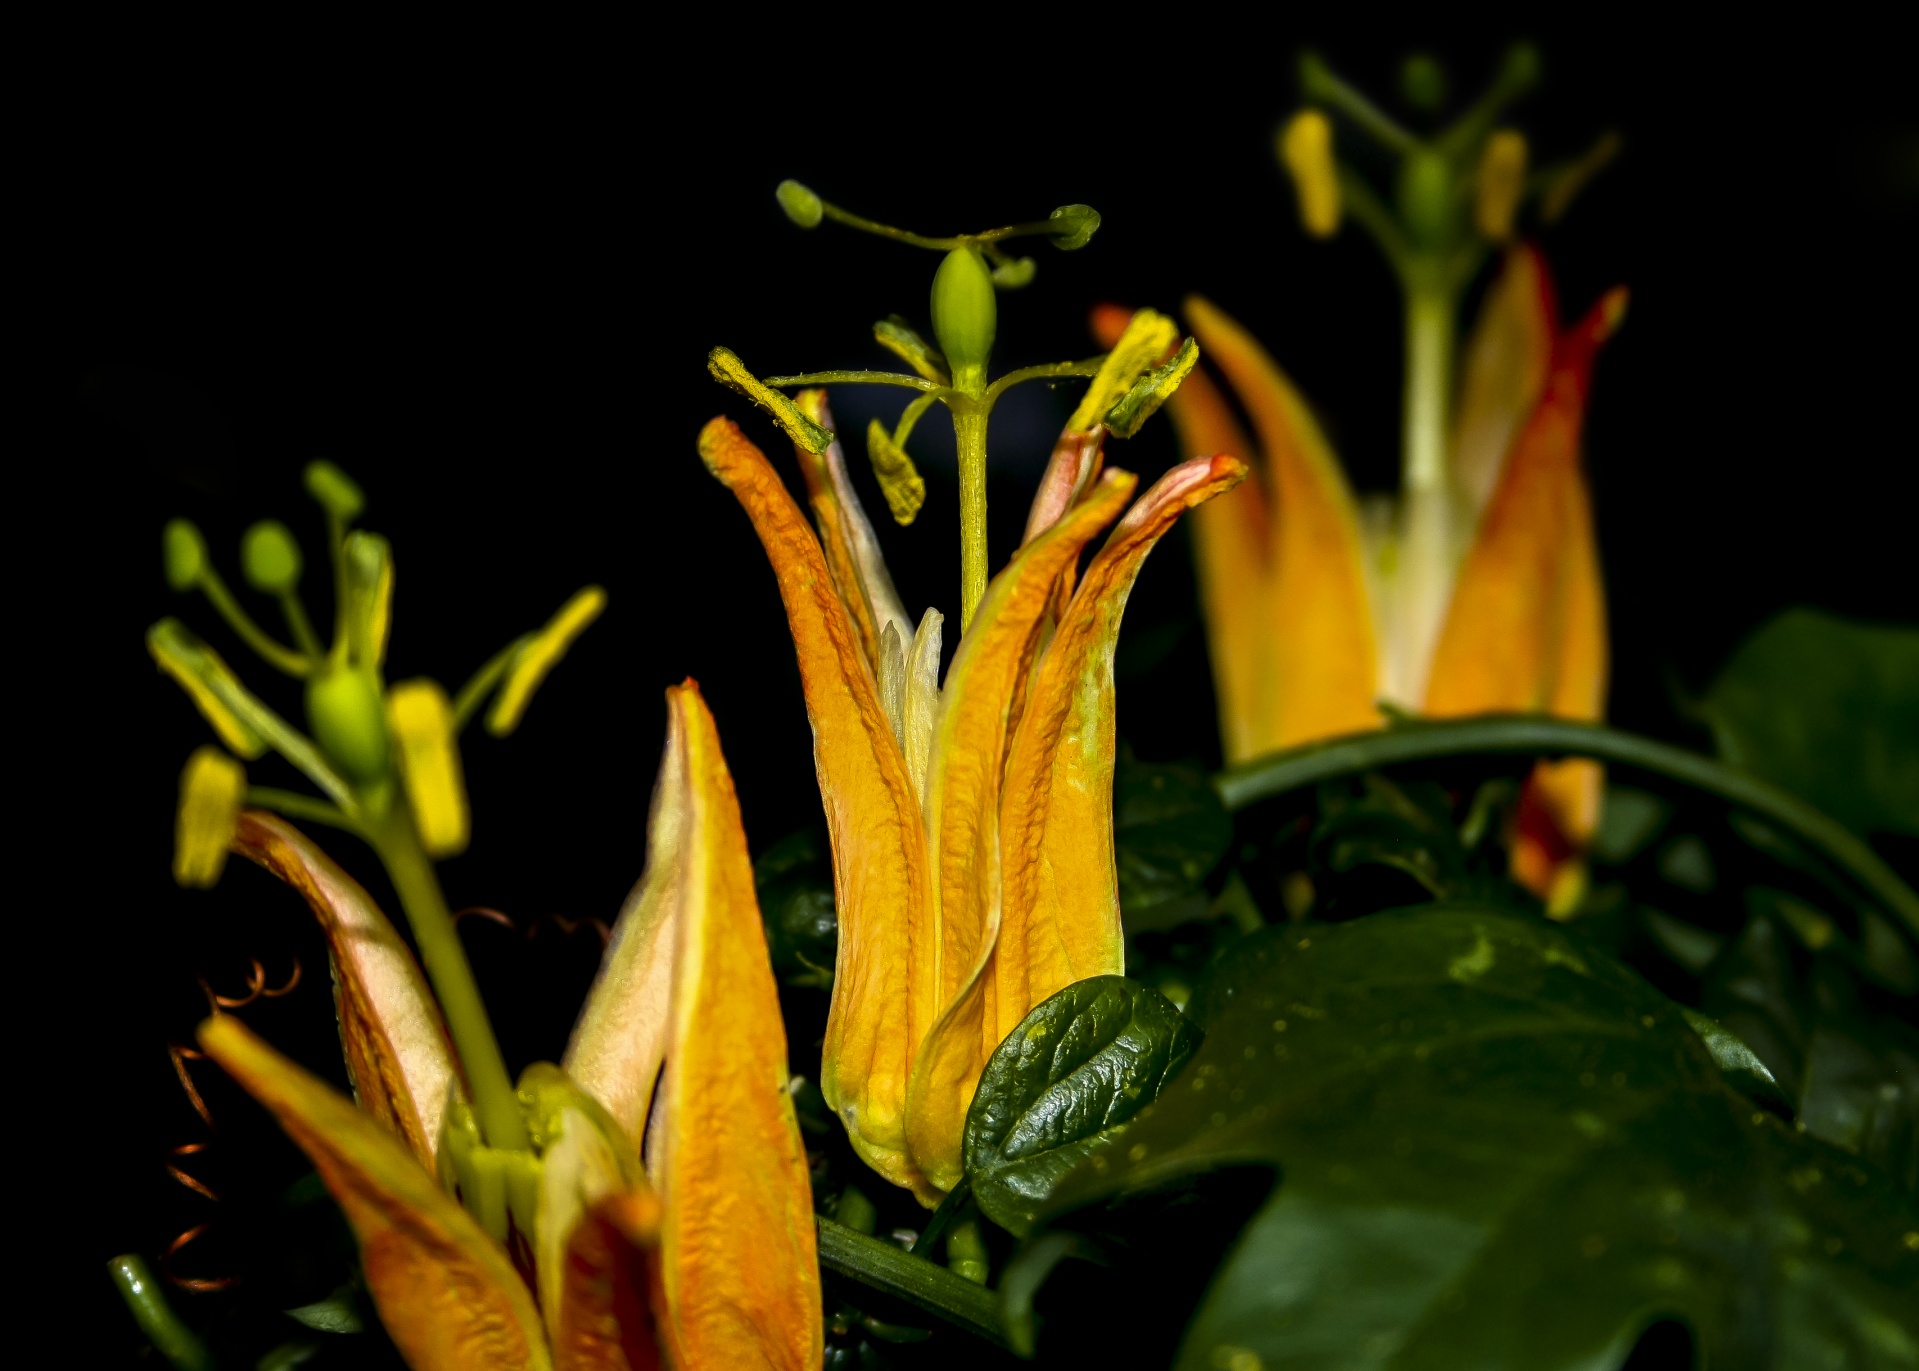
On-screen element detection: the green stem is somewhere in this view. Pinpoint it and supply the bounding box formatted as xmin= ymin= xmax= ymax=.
xmin=1212 ymin=716 xmax=1919 ymax=938
xmin=908 ymin=1178 xmax=972 ymax=1257
xmin=981 ymin=358 xmax=1102 ymax=408
xmin=815 ymin=1217 xmax=1007 ymax=1349
xmin=762 ymin=369 xmax=937 ymax=391
xmin=1392 ymin=279 xmax=1459 ymax=706
xmin=452 ymin=637 xmax=526 ymax=732
xmin=953 ymin=403 xmax=990 ymax=631
xmin=278 ymin=590 xmax=324 ymax=659
xmin=246 ymin=786 xmax=356 ymax=832
xmin=370 ymin=811 xmax=528 ymax=1150
xmin=1402 ymin=282 xmax=1454 ymax=495
xmin=198 ymin=570 xmax=310 ymax=677
xmin=107 ymin=1255 xmax=215 ymax=1371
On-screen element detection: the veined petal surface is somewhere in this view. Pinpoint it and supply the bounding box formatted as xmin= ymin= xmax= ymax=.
xmin=1185 ymin=296 xmax=1380 ymax=757
xmin=554 ymin=1190 xmax=665 ymax=1371
xmin=1452 ymin=244 xmax=1557 ymax=527
xmin=700 ymin=415 xmax=930 ymax=1196
xmin=648 ymin=682 xmax=821 ymax=1368
xmin=995 ymin=456 xmax=1247 ymax=1044
xmin=906 ymin=472 xmax=1138 ymax=1195
xmin=233 ymin=810 xmax=458 ymax=1171
xmin=199 ymin=1015 xmax=548 ymax=1371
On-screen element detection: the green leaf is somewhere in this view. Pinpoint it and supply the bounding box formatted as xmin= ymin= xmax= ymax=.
xmin=1027 ymin=908 xmax=1919 ymax=1370
xmin=1114 ymin=756 xmax=1232 ymax=920
xmin=754 ymin=828 xmax=837 ymax=990
xmin=1309 ymin=774 xmax=1474 ymax=907
xmin=963 ymin=976 xmax=1202 ymax=1237
xmin=1700 ymin=608 xmax=1919 ymax=837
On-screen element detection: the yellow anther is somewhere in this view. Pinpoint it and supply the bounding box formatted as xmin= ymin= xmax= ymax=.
xmin=865 ymin=420 xmax=926 ymax=526
xmin=174 ymin=746 xmax=245 ymax=887
xmin=707 ymin=347 xmax=835 ymax=455
xmin=488 ymin=586 xmax=607 ymax=736
xmin=387 ymin=679 xmax=469 ymax=857
xmin=149 ymin=621 xmax=268 ymax=759
xmin=1279 ymin=110 xmax=1342 ymax=238
xmin=1475 ymin=129 xmax=1530 ymax=242
xmin=1070 ymin=308 xmax=1180 ymax=432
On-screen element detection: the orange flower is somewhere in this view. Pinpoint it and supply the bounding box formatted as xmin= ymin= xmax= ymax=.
xmin=198 ymin=682 xmax=820 ymax=1369
xmin=1103 ymin=246 xmax=1625 ymax=909
xmin=700 ymin=391 xmax=1244 ymax=1201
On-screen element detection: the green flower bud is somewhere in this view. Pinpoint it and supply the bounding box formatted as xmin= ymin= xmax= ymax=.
xmin=306 ymin=666 xmax=391 ymax=785
xmin=931 ymin=247 xmax=996 ymax=391
xmin=1500 ymin=42 xmax=1542 ymax=93
xmin=1399 ymin=54 xmax=1448 ymax=112
xmin=776 ymin=179 xmax=824 ymax=229
xmin=1046 ymin=204 xmax=1100 ymax=250
xmin=240 ymin=520 xmax=303 ymax=592
xmin=304 ymin=460 xmax=365 ymax=523
xmin=1398 ymin=148 xmax=1455 ymax=250
xmin=163 ymin=519 xmax=206 ymax=591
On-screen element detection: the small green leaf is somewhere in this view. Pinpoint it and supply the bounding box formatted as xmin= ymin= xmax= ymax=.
xmin=964 ymin=976 xmax=1202 ymax=1236
xmin=1024 ymin=908 xmax=1919 ymax=1370
xmin=1591 ymin=784 xmax=1668 ymax=864
xmin=1681 ymin=1008 xmax=1792 ymax=1113
xmin=754 ymin=828 xmax=837 ymax=989
xmin=1114 ymin=756 xmax=1232 ymax=919
xmin=1700 ymin=608 xmax=1919 ymax=836
xmin=283 ymin=1284 xmax=364 ymax=1334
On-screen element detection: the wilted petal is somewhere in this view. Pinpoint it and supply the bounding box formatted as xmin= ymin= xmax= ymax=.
xmin=700 ymin=415 xmax=931 ymax=1196
xmin=199 ymin=1015 xmax=547 ymax=1371
xmin=233 ymin=811 xmax=458 ymax=1172
xmin=905 ymin=472 xmax=1139 ymax=1196
xmin=648 ymin=682 xmax=822 ymax=1368
xmin=995 ymin=456 xmax=1248 ymax=1043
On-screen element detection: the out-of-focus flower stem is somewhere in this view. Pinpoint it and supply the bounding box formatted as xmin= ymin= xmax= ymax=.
xmin=367 ymin=808 xmax=529 ymax=1151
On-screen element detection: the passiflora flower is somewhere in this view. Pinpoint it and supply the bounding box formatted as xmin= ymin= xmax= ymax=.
xmin=1105 ymin=48 xmax=1627 ymax=909
xmin=198 ymin=681 xmax=820 ymax=1370
xmin=700 ymin=365 xmax=1243 ymax=1202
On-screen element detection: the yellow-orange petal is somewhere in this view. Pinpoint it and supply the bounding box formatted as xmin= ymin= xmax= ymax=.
xmin=905 ymin=471 xmax=1139 ymax=1196
xmin=791 ymin=389 xmax=914 ymax=677
xmin=1452 ymin=244 xmax=1557 ymax=527
xmin=700 ymin=415 xmax=931 ymax=1197
xmin=563 ymin=710 xmax=689 ymax=1152
xmin=1424 ymin=287 xmax=1625 ymax=720
xmin=554 ymin=1189 xmax=666 ymax=1371
xmin=1185 ymin=295 xmax=1380 ymax=757
xmin=198 ymin=1014 xmax=548 ymax=1371
xmin=232 ymin=811 xmax=459 ymax=1172
xmin=649 ymin=681 xmax=822 ymax=1368
xmin=995 ymin=455 xmax=1249 ymax=1044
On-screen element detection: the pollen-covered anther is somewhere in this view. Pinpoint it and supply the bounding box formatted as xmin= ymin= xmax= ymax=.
xmin=1475 ymin=129 xmax=1530 ymax=242
xmin=388 ymin=679 xmax=470 ymax=857
xmin=174 ymin=746 xmax=246 ymax=888
xmin=1280 ymin=109 xmax=1342 ymax=238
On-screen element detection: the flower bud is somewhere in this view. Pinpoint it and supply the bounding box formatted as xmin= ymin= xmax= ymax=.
xmin=1399 ymin=54 xmax=1448 ymax=112
xmin=241 ymin=519 xmax=303 ymax=593
xmin=164 ymin=519 xmax=207 ymax=591
xmin=1279 ymin=111 xmax=1342 ymax=238
xmin=776 ymin=179 xmax=824 ymax=229
xmin=1046 ymin=204 xmax=1100 ymax=250
xmin=304 ymin=460 xmax=365 ymax=523
xmin=306 ymin=666 xmax=391 ymax=785
xmin=930 ymin=247 xmax=996 ymax=391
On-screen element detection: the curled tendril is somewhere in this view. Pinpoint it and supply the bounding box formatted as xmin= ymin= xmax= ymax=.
xmin=200 ymin=957 xmax=304 ymax=1012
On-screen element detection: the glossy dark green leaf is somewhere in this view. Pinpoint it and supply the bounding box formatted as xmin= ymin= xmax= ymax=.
xmin=1800 ymin=1021 xmax=1919 ymax=1193
xmin=1680 ymin=1008 xmax=1791 ymax=1113
xmin=1027 ymin=908 xmax=1919 ymax=1370
xmin=964 ymin=976 xmax=1202 ymax=1237
xmin=1115 ymin=757 xmax=1232 ymax=917
xmin=1700 ymin=608 xmax=1919 ymax=836
xmin=755 ymin=827 xmax=837 ymax=989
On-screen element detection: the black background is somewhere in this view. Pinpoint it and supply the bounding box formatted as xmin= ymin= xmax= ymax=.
xmin=44 ymin=16 xmax=1915 ymax=1363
